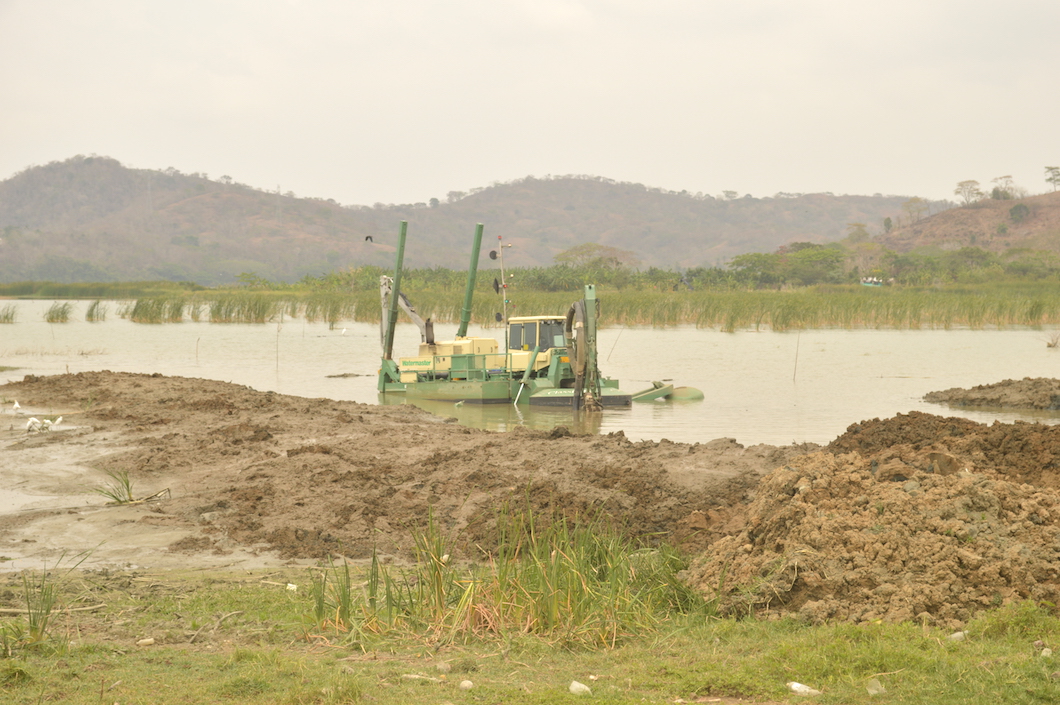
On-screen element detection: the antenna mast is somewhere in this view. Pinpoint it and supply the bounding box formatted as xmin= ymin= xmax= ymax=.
xmin=490 ymin=235 xmax=514 ymax=347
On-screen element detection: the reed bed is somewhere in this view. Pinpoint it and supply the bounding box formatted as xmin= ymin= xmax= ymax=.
xmin=128 ymin=297 xmax=187 ymax=323
xmin=0 ymin=303 xmax=15 ymax=324
xmin=309 ymin=511 xmax=699 ymax=649
xmin=43 ymin=302 xmax=73 ymax=323
xmin=205 ymin=293 xmax=284 ymax=323
xmin=594 ymin=286 xmax=1060 ymax=331
xmin=301 ymin=292 xmax=363 ymax=328
xmin=297 ymin=286 xmax=1060 ymax=331
xmin=84 ymin=300 xmax=107 ymax=322
xmin=36 ymin=283 xmax=1060 ymax=330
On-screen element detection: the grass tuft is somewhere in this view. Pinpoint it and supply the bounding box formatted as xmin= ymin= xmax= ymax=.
xmin=307 ymin=509 xmax=705 ymax=650
xmin=43 ymin=302 xmax=72 ymax=323
xmin=92 ymin=469 xmax=135 ymax=504
xmin=84 ymin=299 xmax=107 ymax=322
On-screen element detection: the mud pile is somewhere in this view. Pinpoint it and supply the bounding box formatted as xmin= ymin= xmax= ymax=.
xmin=0 ymin=371 xmax=799 ymax=563
xmin=9 ymin=371 xmax=1060 ymax=628
xmin=682 ymin=412 xmax=1060 ymax=628
xmin=925 ymin=377 xmax=1060 ymax=410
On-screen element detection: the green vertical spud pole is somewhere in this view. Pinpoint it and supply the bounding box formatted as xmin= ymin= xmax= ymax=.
xmin=382 ymin=221 xmax=407 ymax=364
xmin=456 ymin=223 xmax=484 ymax=338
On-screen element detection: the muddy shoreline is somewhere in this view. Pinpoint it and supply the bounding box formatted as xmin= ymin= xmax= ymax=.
xmin=6 ymin=371 xmax=1060 ymax=627
xmin=1 ymin=371 xmax=802 ymax=570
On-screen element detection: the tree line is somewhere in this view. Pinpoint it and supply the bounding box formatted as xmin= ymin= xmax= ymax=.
xmin=272 ymin=241 xmax=1060 ymax=295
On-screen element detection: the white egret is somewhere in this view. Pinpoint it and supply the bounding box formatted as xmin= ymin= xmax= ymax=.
xmin=12 ymin=401 xmax=21 ymax=414
xmin=26 ymin=417 xmax=42 ymax=433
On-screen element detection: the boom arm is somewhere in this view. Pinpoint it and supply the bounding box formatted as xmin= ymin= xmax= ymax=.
xmin=379 ymin=276 xmax=435 ymax=349
xmin=564 ymin=285 xmax=603 ymax=411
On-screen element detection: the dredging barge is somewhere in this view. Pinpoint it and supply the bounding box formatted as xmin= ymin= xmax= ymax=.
xmin=377 ymin=222 xmax=632 ymax=408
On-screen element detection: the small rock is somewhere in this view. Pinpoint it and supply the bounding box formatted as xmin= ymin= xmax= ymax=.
xmin=866 ymin=678 xmax=885 ymax=696
xmin=136 ymin=637 xmax=155 ymax=647
xmin=787 ymin=681 xmax=822 ymax=696
xmin=569 ymin=680 xmax=592 ymax=695
xmin=458 ymin=680 xmax=474 ymax=690
xmin=948 ymin=630 xmax=968 ymax=641
xmin=1042 ymin=648 xmax=1054 ymax=658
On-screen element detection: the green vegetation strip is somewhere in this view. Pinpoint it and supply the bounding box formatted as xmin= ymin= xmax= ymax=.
xmin=4 ymin=518 xmax=1060 ymax=703
xmin=96 ymin=285 xmax=1060 ymax=329
xmin=3 ymin=574 xmax=1060 ymax=703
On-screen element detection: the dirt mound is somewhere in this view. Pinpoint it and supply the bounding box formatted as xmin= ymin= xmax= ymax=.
xmin=13 ymin=371 xmax=1060 ymax=629
xmin=683 ymin=412 xmax=1060 ymax=627
xmin=0 ymin=371 xmax=802 ymax=564
xmin=924 ymin=377 xmax=1060 ymax=411
xmin=827 ymin=410 xmax=1060 ymax=489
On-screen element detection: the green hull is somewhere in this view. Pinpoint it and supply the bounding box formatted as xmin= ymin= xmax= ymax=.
xmin=384 ymin=377 xmax=632 ymax=407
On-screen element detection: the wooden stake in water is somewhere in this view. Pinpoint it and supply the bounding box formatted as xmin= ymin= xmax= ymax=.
xmin=276 ymin=322 xmax=282 ymax=373
xmin=793 ymin=331 xmax=801 ymax=382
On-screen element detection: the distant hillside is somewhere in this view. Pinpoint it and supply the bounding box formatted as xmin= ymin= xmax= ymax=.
xmin=0 ymin=155 xmax=920 ymax=285
xmin=872 ymin=190 xmax=1060 ymax=254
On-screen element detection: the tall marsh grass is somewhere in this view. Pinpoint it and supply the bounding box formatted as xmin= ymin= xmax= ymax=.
xmin=44 ymin=302 xmax=73 ymax=323
xmin=0 ymin=303 xmax=15 ymax=324
xmin=129 ymin=297 xmax=187 ymax=323
xmin=23 ymin=282 xmax=1060 ymax=330
xmin=84 ymin=299 xmax=107 ymax=322
xmin=308 ymin=511 xmax=701 ymax=649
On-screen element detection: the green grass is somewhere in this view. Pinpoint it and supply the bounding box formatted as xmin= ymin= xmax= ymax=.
xmin=43 ymin=302 xmax=72 ymax=323
xmin=3 ymin=571 xmax=1060 ymax=704
xmin=11 ymin=281 xmax=1060 ymax=330
xmin=91 ymin=469 xmax=135 ymax=504
xmin=127 ymin=296 xmax=187 ymax=323
xmin=307 ymin=511 xmax=702 ymax=651
xmin=0 ymin=303 xmax=16 ymax=324
xmin=84 ymin=300 xmax=106 ymax=322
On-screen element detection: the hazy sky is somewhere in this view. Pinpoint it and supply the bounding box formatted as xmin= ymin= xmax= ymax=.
xmin=2 ymin=1 xmax=1057 ymax=206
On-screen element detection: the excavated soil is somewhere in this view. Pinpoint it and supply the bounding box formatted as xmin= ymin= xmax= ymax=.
xmin=682 ymin=411 xmax=1060 ymax=628
xmin=925 ymin=377 xmax=1060 ymax=410
xmin=7 ymin=372 xmax=1060 ymax=629
xmin=0 ymin=371 xmax=800 ymax=568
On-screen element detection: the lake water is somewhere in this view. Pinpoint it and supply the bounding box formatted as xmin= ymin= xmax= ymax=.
xmin=3 ymin=299 xmax=1059 ymax=446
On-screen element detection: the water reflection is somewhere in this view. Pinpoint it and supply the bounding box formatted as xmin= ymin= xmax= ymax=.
xmin=379 ymin=393 xmax=611 ymax=435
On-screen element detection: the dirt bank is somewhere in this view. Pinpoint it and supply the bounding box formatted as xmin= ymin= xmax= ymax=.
xmin=8 ymin=372 xmax=1060 ymax=629
xmin=682 ymin=411 xmax=1060 ymax=628
xmin=925 ymin=377 xmax=1060 ymax=410
xmin=0 ymin=371 xmax=803 ymax=570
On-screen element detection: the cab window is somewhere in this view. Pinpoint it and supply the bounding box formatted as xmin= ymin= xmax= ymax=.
xmin=521 ymin=322 xmax=537 ymax=350
xmin=538 ymin=321 xmax=564 ymax=350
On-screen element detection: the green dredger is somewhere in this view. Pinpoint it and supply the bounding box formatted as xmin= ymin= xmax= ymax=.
xmin=377 ymin=222 xmax=701 ymax=408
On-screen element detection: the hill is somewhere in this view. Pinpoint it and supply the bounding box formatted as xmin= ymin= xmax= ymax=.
xmin=1 ymin=155 xmax=920 ymax=285
xmin=872 ymin=190 xmax=1060 ymax=254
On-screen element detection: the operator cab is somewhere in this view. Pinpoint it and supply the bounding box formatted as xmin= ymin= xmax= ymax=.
xmin=507 ymin=316 xmax=566 ymax=352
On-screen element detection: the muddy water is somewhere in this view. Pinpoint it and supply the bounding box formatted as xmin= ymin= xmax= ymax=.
xmin=3 ymin=299 xmax=1060 ymax=446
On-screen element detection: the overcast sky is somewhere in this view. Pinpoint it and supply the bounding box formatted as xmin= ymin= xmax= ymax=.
xmin=2 ymin=1 xmax=1057 ymax=206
